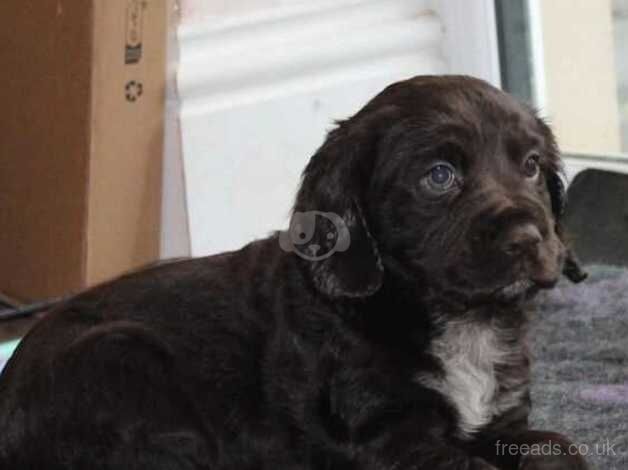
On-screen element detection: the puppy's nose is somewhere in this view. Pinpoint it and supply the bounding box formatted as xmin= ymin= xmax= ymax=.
xmin=499 ymin=223 xmax=542 ymax=257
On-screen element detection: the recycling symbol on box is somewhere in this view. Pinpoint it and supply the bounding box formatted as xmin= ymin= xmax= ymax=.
xmin=125 ymin=80 xmax=144 ymax=102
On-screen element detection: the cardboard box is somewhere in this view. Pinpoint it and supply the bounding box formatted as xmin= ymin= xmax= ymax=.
xmin=0 ymin=0 xmax=168 ymax=301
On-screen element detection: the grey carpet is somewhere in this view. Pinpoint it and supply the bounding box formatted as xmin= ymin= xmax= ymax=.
xmin=0 ymin=266 xmax=626 ymax=469
xmin=531 ymin=265 xmax=628 ymax=470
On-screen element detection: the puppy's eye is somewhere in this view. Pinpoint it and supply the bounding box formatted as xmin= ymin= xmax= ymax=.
xmin=523 ymin=153 xmax=540 ymax=179
xmin=424 ymin=163 xmax=457 ymax=192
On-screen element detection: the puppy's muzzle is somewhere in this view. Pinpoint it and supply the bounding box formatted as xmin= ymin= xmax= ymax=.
xmin=498 ymin=223 xmax=542 ymax=258
xmin=497 ymin=221 xmax=561 ymax=287
xmin=489 ymin=216 xmax=564 ymax=287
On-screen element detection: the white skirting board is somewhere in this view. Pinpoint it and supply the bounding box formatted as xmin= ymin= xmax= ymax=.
xmin=564 ymin=155 xmax=628 ymax=181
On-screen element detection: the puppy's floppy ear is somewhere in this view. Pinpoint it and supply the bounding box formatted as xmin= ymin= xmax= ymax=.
xmin=292 ymin=120 xmax=384 ymax=299
xmin=546 ymin=170 xmax=588 ymax=283
xmin=546 ymin=171 xmax=567 ymax=218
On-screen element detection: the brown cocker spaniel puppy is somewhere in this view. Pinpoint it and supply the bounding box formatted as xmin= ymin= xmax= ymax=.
xmin=0 ymin=76 xmax=588 ymax=470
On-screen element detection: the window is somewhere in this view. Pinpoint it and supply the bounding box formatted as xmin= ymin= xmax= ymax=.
xmin=496 ymin=0 xmax=628 ymax=177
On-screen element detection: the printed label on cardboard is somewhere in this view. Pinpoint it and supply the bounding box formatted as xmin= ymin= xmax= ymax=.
xmin=125 ymin=0 xmax=146 ymax=64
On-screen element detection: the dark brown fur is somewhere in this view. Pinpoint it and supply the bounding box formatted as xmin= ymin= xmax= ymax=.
xmin=0 ymin=76 xmax=587 ymax=469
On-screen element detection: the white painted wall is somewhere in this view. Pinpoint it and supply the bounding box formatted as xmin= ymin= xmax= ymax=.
xmin=535 ymin=0 xmax=622 ymax=155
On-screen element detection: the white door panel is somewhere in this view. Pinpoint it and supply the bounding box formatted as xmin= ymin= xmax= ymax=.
xmin=182 ymin=62 xmax=444 ymax=255
xmin=165 ymin=0 xmax=499 ymax=257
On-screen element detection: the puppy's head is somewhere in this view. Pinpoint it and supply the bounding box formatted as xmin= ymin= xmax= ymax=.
xmin=292 ymin=75 xmax=586 ymax=304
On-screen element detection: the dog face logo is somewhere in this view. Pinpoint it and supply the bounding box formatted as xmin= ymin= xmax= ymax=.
xmin=279 ymin=211 xmax=350 ymax=261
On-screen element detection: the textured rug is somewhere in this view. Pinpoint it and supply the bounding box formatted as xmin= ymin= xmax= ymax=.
xmin=0 ymin=267 xmax=626 ymax=469
xmin=531 ymin=265 xmax=628 ymax=470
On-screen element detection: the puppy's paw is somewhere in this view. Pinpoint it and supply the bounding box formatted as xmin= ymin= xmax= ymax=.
xmin=518 ymin=453 xmax=589 ymax=470
xmin=510 ymin=431 xmax=589 ymax=470
xmin=470 ymin=457 xmax=500 ymax=470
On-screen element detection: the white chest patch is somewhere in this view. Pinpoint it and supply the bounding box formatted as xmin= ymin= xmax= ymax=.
xmin=417 ymin=319 xmax=524 ymax=439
